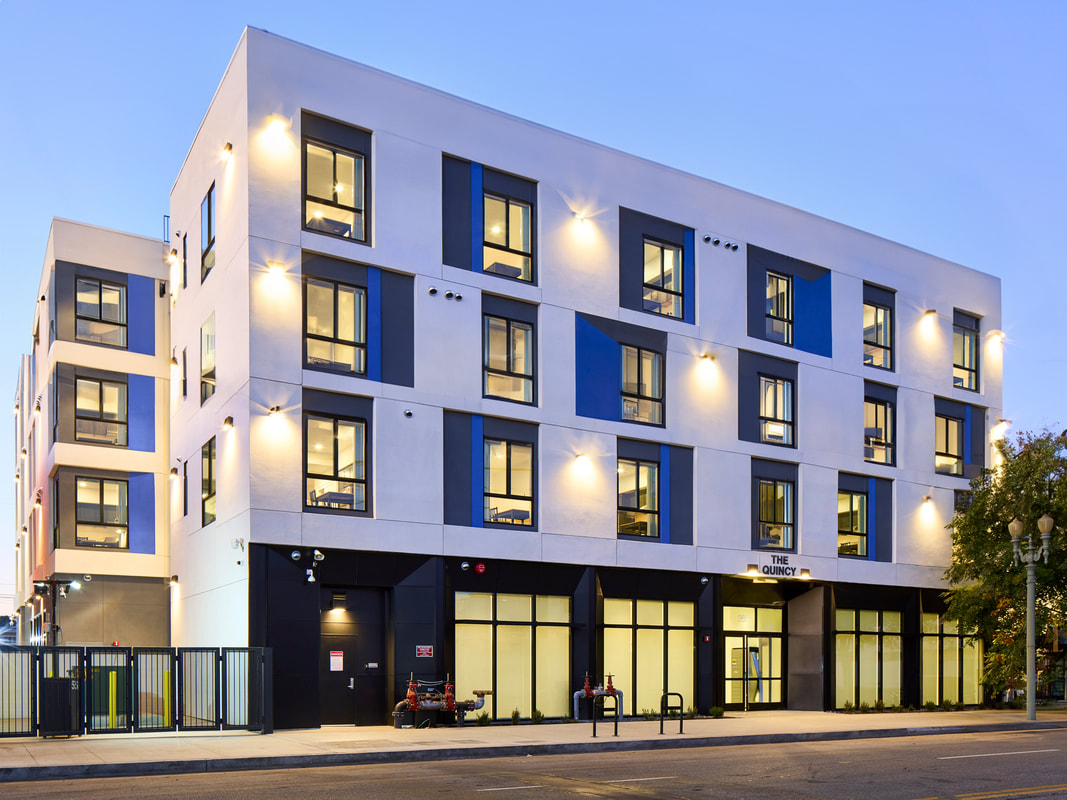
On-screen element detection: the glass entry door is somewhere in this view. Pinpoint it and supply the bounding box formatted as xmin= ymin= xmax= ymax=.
xmin=724 ymin=634 xmax=783 ymax=709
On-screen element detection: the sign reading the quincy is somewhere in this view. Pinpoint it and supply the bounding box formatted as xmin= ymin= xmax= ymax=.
xmin=756 ymin=553 xmax=809 ymax=579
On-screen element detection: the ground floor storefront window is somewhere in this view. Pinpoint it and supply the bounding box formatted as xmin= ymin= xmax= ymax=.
xmin=723 ymin=605 xmax=783 ymax=707
xmin=834 ymin=608 xmax=901 ymax=708
xmin=922 ymin=613 xmax=982 ymax=705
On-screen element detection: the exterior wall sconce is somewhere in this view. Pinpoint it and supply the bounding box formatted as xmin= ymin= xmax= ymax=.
xmin=33 ymin=491 xmax=42 ymax=508
xmin=924 ymin=309 xmax=937 ymax=317
xmin=168 ymin=249 xmax=178 ymax=265
xmin=266 ymin=260 xmax=284 ymax=276
xmin=221 ymin=142 xmax=233 ymax=161
xmin=268 ymin=405 xmax=281 ymax=416
xmin=223 ymin=416 xmax=234 ymax=430
xmin=799 ymin=569 xmax=812 ymax=580
xmin=20 ymin=448 xmax=26 ymax=460
xmin=169 ymin=467 xmax=178 ymax=478
xmin=923 ymin=495 xmax=932 ymax=503
xmin=306 ymin=568 xmax=316 ymax=583
xmin=170 ymin=354 xmax=179 ymax=367
xmin=14 ymin=473 xmax=20 ymax=483
xmin=313 ymin=549 xmax=325 ymax=562
xmin=14 ymin=401 xmax=19 ymax=414
xmin=34 ymin=397 xmax=41 ymax=415
xmin=746 ymin=564 xmax=759 ymax=577
xmin=170 ymin=575 xmax=179 ymax=586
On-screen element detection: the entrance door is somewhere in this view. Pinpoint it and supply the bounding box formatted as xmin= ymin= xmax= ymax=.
xmin=319 ymin=587 xmax=388 ymax=725
xmin=724 ymin=634 xmax=782 ymax=709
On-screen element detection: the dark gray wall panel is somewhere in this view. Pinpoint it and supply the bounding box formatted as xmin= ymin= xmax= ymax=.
xmin=380 ymin=270 xmax=414 ymax=388
xmin=668 ymin=445 xmax=694 ymax=546
xmin=443 ymin=411 xmax=473 ymax=527
xmin=442 ymin=155 xmax=472 ymax=270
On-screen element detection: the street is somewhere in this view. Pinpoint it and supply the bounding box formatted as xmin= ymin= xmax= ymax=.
xmin=5 ymin=727 xmax=1067 ymax=799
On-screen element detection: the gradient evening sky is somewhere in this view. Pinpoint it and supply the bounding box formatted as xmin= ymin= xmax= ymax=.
xmin=1 ymin=2 xmax=1064 ymax=596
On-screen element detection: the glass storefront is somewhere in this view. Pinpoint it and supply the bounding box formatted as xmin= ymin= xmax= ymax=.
xmin=922 ymin=613 xmax=982 ymax=705
xmin=723 ymin=605 xmax=783 ymax=708
xmin=834 ymin=608 xmax=901 ymax=708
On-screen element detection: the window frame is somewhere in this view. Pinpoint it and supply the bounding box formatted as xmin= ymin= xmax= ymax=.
xmin=303 ymin=138 xmax=367 ymax=243
xmin=75 ymin=475 xmax=129 ymax=549
xmin=74 ymin=276 xmax=127 ymax=349
xmin=303 ymin=276 xmax=368 ymax=376
xmin=757 ymin=477 xmax=794 ymax=551
xmin=304 ymin=412 xmax=368 ymax=514
xmin=201 ymin=437 xmax=216 ymax=527
xmin=201 ymin=184 xmax=215 ymax=282
xmin=641 ymin=237 xmax=684 ymax=319
xmin=482 ymin=191 xmax=533 ymax=282
xmin=620 ymin=344 xmax=664 ymax=426
xmin=862 ymin=302 xmax=893 ymax=370
xmin=74 ymin=375 xmax=128 ymax=447
xmin=200 ymin=313 xmax=216 ymax=405
xmin=482 ymin=313 xmax=535 ymax=405
xmin=837 ymin=489 xmax=868 ymax=558
xmin=617 ymin=456 xmax=659 ymax=538
xmin=934 ymin=413 xmax=964 ymax=476
xmin=758 ymin=374 xmax=794 ymax=446
xmin=483 ymin=437 xmax=534 ymax=527
xmin=952 ymin=313 xmax=979 ymax=392
xmin=864 ymin=397 xmax=894 ymax=465
xmin=765 ymin=270 xmax=793 ymax=346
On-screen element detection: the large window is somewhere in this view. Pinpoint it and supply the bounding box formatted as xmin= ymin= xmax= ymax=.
xmin=201 ymin=184 xmax=215 ymax=281
xmin=201 ymin=437 xmax=216 ymax=526
xmin=76 ymin=477 xmax=128 ymax=548
xmin=305 ymin=414 xmax=367 ymax=512
xmin=75 ymin=377 xmax=127 ymax=446
xmin=75 ymin=278 xmax=126 ymax=347
xmin=484 ymin=439 xmax=533 ymax=526
xmin=200 ymin=313 xmax=216 ymax=404
xmin=305 ymin=278 xmax=366 ymax=375
xmin=617 ymin=458 xmax=659 ymax=538
xmin=483 ymin=314 xmax=533 ymax=404
xmin=759 ymin=376 xmax=793 ymax=446
xmin=642 ymin=239 xmax=682 ymax=318
xmin=305 ymin=140 xmax=365 ymax=241
xmin=935 ymin=414 xmax=963 ymax=476
xmin=838 ymin=490 xmax=868 ymax=557
xmin=483 ymin=193 xmax=532 ymax=281
xmin=621 ymin=345 xmax=663 ymax=425
xmin=922 ymin=613 xmax=982 ymax=706
xmin=757 ymin=478 xmax=793 ymax=550
xmin=765 ymin=271 xmax=793 ymax=345
xmin=864 ymin=398 xmax=894 ymax=465
xmin=835 ymin=609 xmax=901 ymax=709
xmin=953 ymin=311 xmax=979 ymax=391
xmin=863 ymin=302 xmax=892 ymax=370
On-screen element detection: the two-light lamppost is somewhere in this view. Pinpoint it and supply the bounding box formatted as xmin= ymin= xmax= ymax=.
xmin=1009 ymin=513 xmax=1055 ymax=722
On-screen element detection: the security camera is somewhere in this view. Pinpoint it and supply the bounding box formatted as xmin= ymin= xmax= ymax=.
xmin=404 ymin=409 xmax=413 ymax=418
xmin=290 ymin=550 xmax=301 ymax=561
xmin=460 ymin=561 xmax=470 ymax=572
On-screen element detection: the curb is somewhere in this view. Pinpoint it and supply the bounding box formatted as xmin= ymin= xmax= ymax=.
xmin=3 ymin=720 xmax=1065 ymax=783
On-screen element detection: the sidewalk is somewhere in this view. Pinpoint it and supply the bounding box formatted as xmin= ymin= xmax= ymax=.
xmin=2 ymin=707 xmax=1066 ymax=782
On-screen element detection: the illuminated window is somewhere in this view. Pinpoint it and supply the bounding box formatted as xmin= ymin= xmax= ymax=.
xmin=483 ymin=314 xmax=533 ymax=403
xmin=835 ymin=609 xmax=902 ymax=709
xmin=863 ymin=302 xmax=892 ymax=369
xmin=305 ymin=414 xmax=367 ymax=512
xmin=200 ymin=313 xmax=216 ymax=404
xmin=484 ymin=439 xmax=533 ymax=526
xmin=837 ymin=490 xmax=867 ymax=557
xmin=642 ymin=239 xmax=683 ymax=318
xmin=621 ymin=345 xmax=663 ymax=425
xmin=759 ymin=376 xmax=793 ymax=445
xmin=921 ymin=613 xmax=982 ymax=706
xmin=201 ymin=437 xmax=216 ymax=526
xmin=617 ymin=457 xmax=658 ymax=538
xmin=952 ymin=311 xmax=979 ymax=391
xmin=304 ymin=140 xmax=365 ymax=241
xmin=201 ymin=184 xmax=215 ymax=281
xmin=864 ymin=398 xmax=894 ymax=465
xmin=305 ymin=277 xmax=366 ymax=375
xmin=74 ymin=377 xmax=127 ymax=446
xmin=935 ymin=414 xmax=963 ymax=476
xmin=76 ymin=477 xmax=128 ymax=548
xmin=757 ymin=478 xmax=793 ymax=550
xmin=765 ymin=271 xmax=792 ymax=345
xmin=75 ymin=278 xmax=126 ymax=348
xmin=483 ymin=193 xmax=532 ymax=281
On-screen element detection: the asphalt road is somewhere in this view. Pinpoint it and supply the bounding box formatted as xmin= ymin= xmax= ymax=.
xmin=6 ymin=727 xmax=1067 ymax=799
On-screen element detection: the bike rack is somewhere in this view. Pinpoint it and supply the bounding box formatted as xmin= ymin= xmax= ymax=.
xmin=659 ymin=691 xmax=684 ymax=735
xmin=591 ymin=693 xmax=619 ymax=738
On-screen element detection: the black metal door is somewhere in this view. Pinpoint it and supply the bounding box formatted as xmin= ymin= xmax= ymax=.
xmin=320 ymin=587 xmax=387 ymax=725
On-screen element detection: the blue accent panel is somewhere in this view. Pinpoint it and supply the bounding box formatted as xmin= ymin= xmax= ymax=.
xmin=964 ymin=405 xmax=973 ymax=464
xmin=867 ymin=477 xmax=876 ymax=562
xmin=683 ymin=229 xmax=695 ymax=323
xmin=793 ymin=271 xmax=833 ymax=357
xmin=367 ymin=268 xmax=382 ymax=382
xmin=470 ymin=163 xmax=483 ymax=272
xmin=127 ymin=374 xmax=155 ymax=452
xmin=659 ymin=444 xmax=671 ymax=544
xmin=575 ymin=316 xmax=620 ymax=421
xmin=471 ymin=415 xmax=483 ymax=527
xmin=128 ymin=275 xmax=155 ymax=355
xmin=128 ymin=472 xmax=155 ymax=554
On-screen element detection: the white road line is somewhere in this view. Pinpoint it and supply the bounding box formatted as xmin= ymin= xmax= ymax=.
xmin=938 ymin=749 xmax=1059 ymax=760
xmin=475 ymin=786 xmax=543 ymax=792
xmin=602 ymin=776 xmax=678 ymax=783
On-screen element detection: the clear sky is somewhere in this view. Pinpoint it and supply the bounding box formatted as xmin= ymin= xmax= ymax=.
xmin=1 ymin=1 xmax=1064 ymax=594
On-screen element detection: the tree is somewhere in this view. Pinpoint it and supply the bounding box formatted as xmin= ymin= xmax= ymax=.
xmin=945 ymin=429 xmax=1067 ymax=697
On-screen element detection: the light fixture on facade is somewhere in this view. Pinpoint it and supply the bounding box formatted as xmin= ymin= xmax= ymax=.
xmin=169 ymin=467 xmax=178 ymax=478
xmin=924 ymin=309 xmax=937 ymax=317
xmin=799 ymin=569 xmax=812 ymax=580
xmin=20 ymin=448 xmax=26 ymax=460
xmin=33 ymin=491 xmax=42 ymax=508
xmin=223 ymin=416 xmax=234 ymax=430
xmin=746 ymin=564 xmax=759 ymax=577
xmin=13 ymin=401 xmax=19 ymax=414
xmin=222 ymin=142 xmax=233 ymax=161
xmin=268 ymin=405 xmax=281 ymax=416
xmin=14 ymin=472 xmax=19 ymax=483
xmin=34 ymin=397 xmax=40 ymax=416
xmin=313 ymin=549 xmax=325 ymax=562
xmin=267 ymin=260 xmax=284 ymax=276
xmin=170 ymin=575 xmax=179 ymax=586
xmin=306 ymin=568 xmax=316 ymax=583
xmin=331 ymin=592 xmax=347 ymax=610
xmin=168 ymin=248 xmax=178 ymax=265
xmin=923 ymin=494 xmax=932 ymax=504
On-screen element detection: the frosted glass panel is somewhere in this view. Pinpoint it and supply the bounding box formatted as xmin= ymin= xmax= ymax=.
xmin=667 ymin=629 xmax=694 ymax=706
xmin=604 ymin=628 xmax=633 ymax=715
xmin=963 ymin=638 xmax=981 ymax=705
xmin=636 ymin=629 xmax=664 ymax=713
xmin=859 ymin=610 xmax=879 ymax=632
xmin=497 ymin=626 xmax=532 ymax=718
xmin=455 ymin=624 xmax=493 ymax=712
xmin=757 ymin=608 xmax=783 ymax=633
xmin=922 ymin=613 xmax=940 ymax=635
xmin=604 ymin=598 xmax=633 ymax=626
xmin=455 ymin=592 xmax=492 ymax=621
xmin=536 ymin=595 xmax=570 ymax=623
xmin=922 ymin=637 xmax=940 ymax=704
xmin=723 ymin=606 xmax=755 ymax=631
xmin=637 ymin=600 xmax=663 ymax=626
xmin=536 ymin=626 xmax=570 ymax=717
xmin=667 ymin=601 xmax=694 ymax=627
xmin=883 ymin=636 xmax=901 ymax=706
xmin=835 ymin=634 xmax=856 ymax=708
xmin=836 ymin=609 xmax=855 ymax=632
xmin=942 ymin=639 xmax=960 ymax=704
xmin=497 ymin=594 xmax=532 ymax=622
xmin=883 ymin=611 xmax=901 ymax=633
xmin=859 ymin=635 xmax=879 ymax=706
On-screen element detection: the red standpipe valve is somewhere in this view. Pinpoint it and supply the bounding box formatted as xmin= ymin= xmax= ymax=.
xmin=605 ymin=674 xmax=616 ymax=695
xmin=444 ymin=681 xmax=456 ymax=711
xmin=406 ymin=679 xmax=420 ymax=711
xmin=583 ymin=674 xmax=594 ymax=698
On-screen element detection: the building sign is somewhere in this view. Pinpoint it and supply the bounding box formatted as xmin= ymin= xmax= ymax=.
xmin=330 ymin=650 xmax=343 ymax=671
xmin=756 ymin=553 xmax=810 ymax=579
xmin=416 ymin=645 xmax=433 ymax=657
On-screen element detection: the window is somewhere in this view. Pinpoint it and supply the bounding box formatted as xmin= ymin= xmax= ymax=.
xmin=75 ymin=278 xmax=126 ymax=347
xmin=305 ymin=140 xmax=365 ymax=241
xmin=181 ymin=347 xmax=187 ymax=398
xmin=838 ymin=490 xmax=867 ymax=557
xmin=484 ymin=438 xmax=533 ymax=525
xmin=765 ymin=271 xmax=792 ymax=345
xmin=621 ymin=345 xmax=663 ymax=425
xmin=864 ymin=398 xmax=894 ymax=464
xmin=935 ymin=414 xmax=963 ymax=475
xmin=483 ymin=193 xmax=532 ymax=281
xmin=921 ymin=613 xmax=982 ymax=706
xmin=305 ymin=414 xmax=366 ymax=511
xmin=483 ymin=315 xmax=533 ymax=403
xmin=201 ymin=184 xmax=215 ymax=281
xmin=182 ymin=460 xmax=188 ymax=518
xmin=305 ymin=278 xmax=366 ymax=374
xmin=757 ymin=479 xmax=793 ymax=549
xmin=200 ymin=313 xmax=215 ymax=404
xmin=863 ymin=302 xmax=892 ymax=369
xmin=835 ymin=609 xmax=902 ymax=709
xmin=76 ymin=477 xmax=127 ymax=548
xmin=642 ymin=239 xmax=682 ymax=318
xmin=759 ymin=376 xmax=793 ymax=445
xmin=181 ymin=233 xmax=187 ymax=289
xmin=75 ymin=377 xmax=127 ymax=446
xmin=953 ymin=311 xmax=979 ymax=391
xmin=201 ymin=437 xmax=216 ymax=526
xmin=617 ymin=457 xmax=658 ymax=537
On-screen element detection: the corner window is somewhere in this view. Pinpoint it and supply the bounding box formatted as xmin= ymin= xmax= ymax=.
xmin=617 ymin=457 xmax=658 ymax=538
xmin=621 ymin=345 xmax=663 ymax=425
xmin=200 ymin=313 xmax=216 ymax=404
xmin=201 ymin=184 xmax=215 ymax=281
xmin=305 ymin=414 xmax=367 ymax=512
xmin=757 ymin=478 xmax=793 ymax=550
xmin=76 ymin=477 xmax=128 ymax=548
xmin=935 ymin=414 xmax=963 ymax=475
xmin=304 ymin=140 xmax=365 ymax=241
xmin=642 ymin=239 xmax=682 ymax=318
xmin=305 ymin=278 xmax=366 ymax=375
xmin=483 ymin=193 xmax=532 ymax=281
xmin=837 ymin=490 xmax=868 ymax=557
xmin=864 ymin=398 xmax=894 ymax=465
xmin=201 ymin=437 xmax=216 ymax=526
xmin=483 ymin=314 xmax=533 ymax=403
xmin=759 ymin=376 xmax=793 ymax=445
xmin=75 ymin=377 xmax=127 ymax=446
xmin=75 ymin=278 xmax=126 ymax=348
xmin=863 ymin=303 xmax=892 ymax=370
xmin=765 ymin=271 xmax=793 ymax=345
xmin=484 ymin=438 xmax=533 ymax=526
xmin=952 ymin=311 xmax=979 ymax=391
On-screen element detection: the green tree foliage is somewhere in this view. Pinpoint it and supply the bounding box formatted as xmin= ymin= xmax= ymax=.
xmin=945 ymin=430 xmax=1067 ymax=696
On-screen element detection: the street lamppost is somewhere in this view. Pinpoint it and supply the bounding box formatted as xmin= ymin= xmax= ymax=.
xmin=1009 ymin=513 xmax=1055 ymax=722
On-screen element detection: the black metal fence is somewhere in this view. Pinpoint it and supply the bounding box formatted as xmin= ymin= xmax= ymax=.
xmin=0 ymin=646 xmax=272 ymax=738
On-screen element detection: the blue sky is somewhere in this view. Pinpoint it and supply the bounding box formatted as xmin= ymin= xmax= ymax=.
xmin=1 ymin=2 xmax=1065 ymax=590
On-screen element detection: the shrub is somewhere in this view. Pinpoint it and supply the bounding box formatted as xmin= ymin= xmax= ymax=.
xmin=708 ymin=706 xmax=725 ymax=718
xmin=684 ymin=705 xmax=698 ymax=720
xmin=475 ymin=711 xmax=490 ymax=726
xmin=511 ymin=707 xmax=521 ymax=724
xmin=873 ymin=699 xmax=885 ymax=712
xmin=531 ymin=708 xmax=544 ymax=724
xmin=858 ymin=702 xmax=871 ymax=714
xmin=842 ymin=699 xmax=854 ymax=712
xmin=642 ymin=708 xmax=658 ymax=720
xmin=924 ymin=700 xmax=938 ymax=711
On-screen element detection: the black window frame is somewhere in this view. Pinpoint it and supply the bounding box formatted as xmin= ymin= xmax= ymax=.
xmin=74 ymin=276 xmax=127 ymax=349
xmin=765 ymin=270 xmax=793 ymax=346
xmin=620 ymin=343 xmax=664 ymax=426
xmin=201 ymin=183 xmax=215 ymax=282
xmin=863 ymin=301 xmax=893 ymax=370
xmin=304 ymin=412 xmax=368 ymax=513
xmin=641 ymin=236 xmax=684 ymax=319
xmin=181 ymin=347 xmax=187 ymax=398
xmin=617 ymin=456 xmax=659 ymax=538
xmin=482 ymin=313 xmax=535 ymax=405
xmin=303 ymin=138 xmax=367 ymax=243
xmin=182 ymin=459 xmax=188 ymax=518
xmin=837 ymin=488 xmax=868 ymax=558
xmin=757 ymin=477 xmax=795 ymax=551
xmin=200 ymin=313 xmax=215 ymax=405
xmin=952 ymin=311 xmax=980 ymax=392
xmin=864 ymin=397 xmax=894 ymax=465
xmin=181 ymin=233 xmax=187 ymax=289
xmin=75 ymin=475 xmax=129 ymax=549
xmin=73 ymin=375 xmax=128 ymax=447
xmin=303 ymin=276 xmax=368 ymax=376
xmin=935 ymin=413 xmax=964 ymax=476
xmin=482 ymin=191 xmax=533 ymax=282
xmin=201 ymin=437 xmax=216 ymax=527
xmin=758 ymin=374 xmax=794 ymax=447
xmin=483 ymin=437 xmax=534 ymax=527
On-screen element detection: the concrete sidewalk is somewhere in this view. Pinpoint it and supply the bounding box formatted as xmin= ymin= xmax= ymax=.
xmin=2 ymin=707 xmax=1066 ymax=782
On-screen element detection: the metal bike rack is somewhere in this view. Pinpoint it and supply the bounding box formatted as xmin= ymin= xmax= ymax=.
xmin=659 ymin=691 xmax=684 ymax=734
xmin=591 ymin=693 xmax=619 ymax=737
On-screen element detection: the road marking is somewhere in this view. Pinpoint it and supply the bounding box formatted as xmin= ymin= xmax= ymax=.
xmin=602 ymin=776 xmax=677 ymax=783
xmin=953 ymin=784 xmax=1067 ymax=799
xmin=475 ymin=786 xmax=543 ymax=792
xmin=938 ymin=748 xmax=1058 ymax=760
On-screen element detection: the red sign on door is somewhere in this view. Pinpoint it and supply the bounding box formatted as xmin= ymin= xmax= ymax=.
xmin=416 ymin=645 xmax=434 ymax=657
